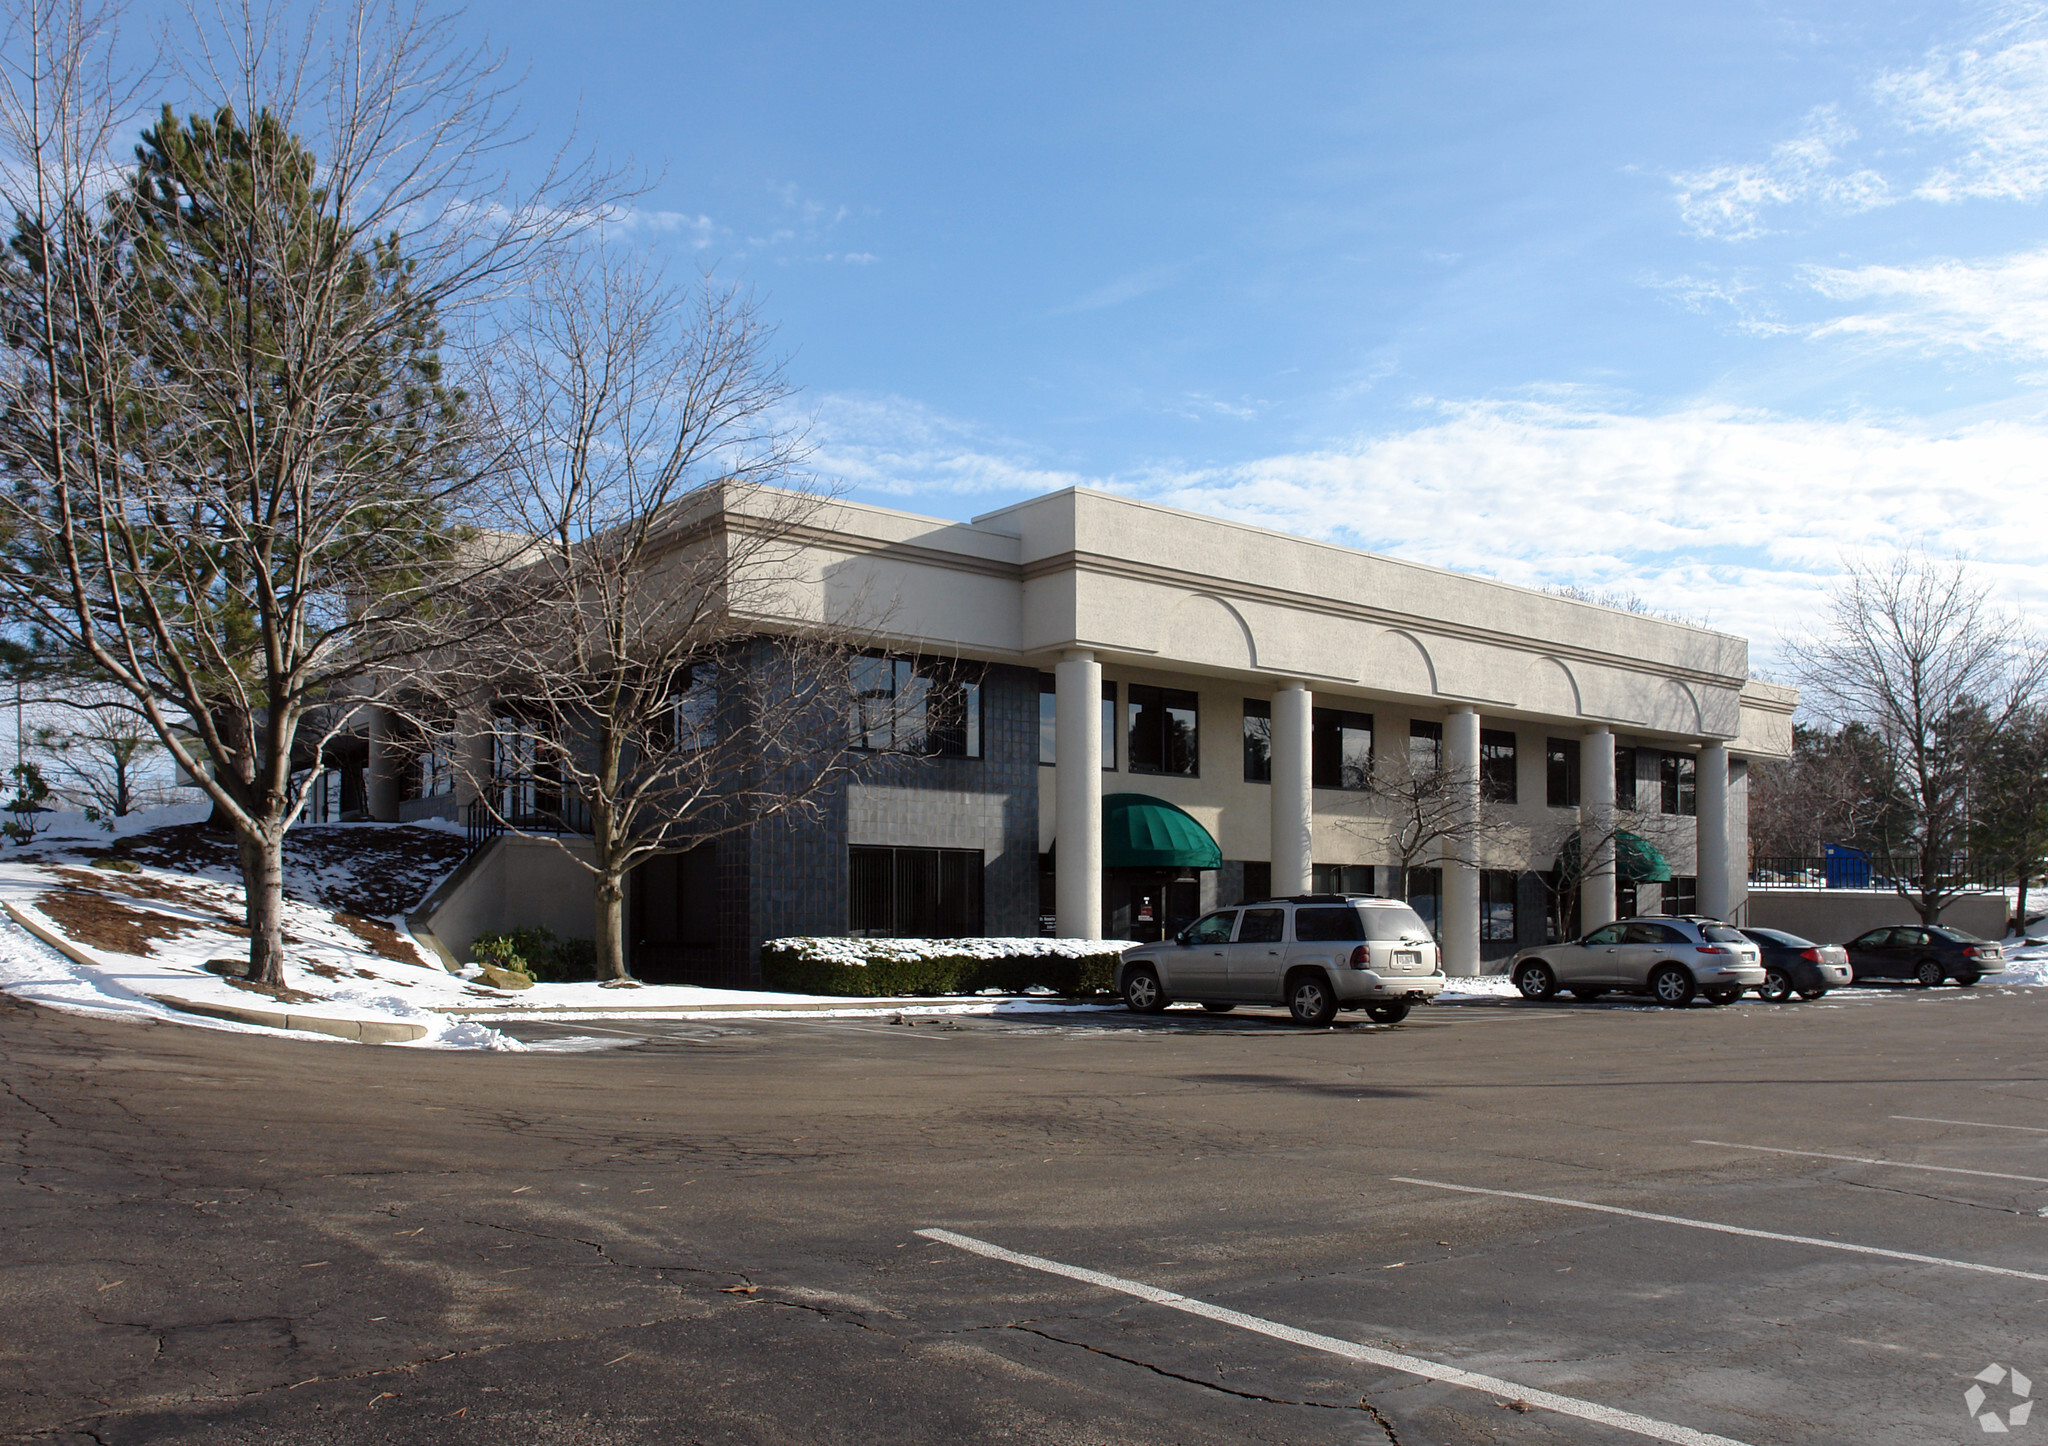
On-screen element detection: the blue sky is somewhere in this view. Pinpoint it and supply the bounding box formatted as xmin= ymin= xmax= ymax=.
xmin=182 ymin=3 xmax=2048 ymax=664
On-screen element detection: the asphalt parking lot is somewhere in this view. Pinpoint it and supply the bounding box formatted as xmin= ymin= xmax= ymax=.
xmin=4 ymin=982 xmax=2046 ymax=1444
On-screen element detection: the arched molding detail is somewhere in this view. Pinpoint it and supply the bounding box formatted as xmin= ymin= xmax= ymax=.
xmin=1652 ymin=678 xmax=1703 ymax=735
xmin=1519 ymin=654 xmax=1582 ymax=718
xmin=1361 ymin=628 xmax=1438 ymax=696
xmin=1165 ymin=591 xmax=1259 ymax=671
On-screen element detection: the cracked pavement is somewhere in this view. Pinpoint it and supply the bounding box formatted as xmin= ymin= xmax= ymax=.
xmin=3 ymin=986 xmax=2047 ymax=1442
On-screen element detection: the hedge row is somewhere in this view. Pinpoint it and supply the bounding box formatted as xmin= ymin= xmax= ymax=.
xmin=759 ymin=938 xmax=1127 ymax=997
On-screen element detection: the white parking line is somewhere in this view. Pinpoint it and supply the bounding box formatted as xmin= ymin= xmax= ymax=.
xmin=1695 ymin=1139 xmax=2048 ymax=1184
xmin=918 ymin=1226 xmax=1755 ymax=1446
xmin=1392 ymin=1177 xmax=2048 ymax=1283
xmin=1893 ymin=1115 xmax=2048 ymax=1135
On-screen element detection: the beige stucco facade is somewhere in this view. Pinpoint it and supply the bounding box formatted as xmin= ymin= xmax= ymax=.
xmin=717 ymin=485 xmax=1795 ymax=973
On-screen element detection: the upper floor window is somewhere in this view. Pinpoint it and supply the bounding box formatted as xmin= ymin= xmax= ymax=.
xmin=1313 ymin=708 xmax=1373 ymax=790
xmin=1040 ymin=673 xmax=1118 ymax=770
xmin=649 ymin=661 xmax=717 ymax=754
xmin=854 ymin=655 xmax=981 ymax=758
xmin=1545 ymin=737 xmax=1580 ymax=808
xmin=1659 ymin=751 xmax=1697 ymax=816
xmin=1480 ymin=728 xmax=1518 ymax=803
xmin=1616 ymin=746 xmax=1638 ymax=810
xmin=1128 ymin=684 xmax=1198 ymax=776
xmin=1243 ymin=699 xmax=1271 ymax=783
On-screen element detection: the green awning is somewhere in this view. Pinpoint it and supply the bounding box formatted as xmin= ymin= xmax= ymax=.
xmin=1555 ymin=830 xmax=1673 ymax=885
xmin=1045 ymin=793 xmax=1223 ymax=870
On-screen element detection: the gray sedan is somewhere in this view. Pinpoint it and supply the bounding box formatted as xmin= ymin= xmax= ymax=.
xmin=1510 ymin=916 xmax=1765 ymax=1006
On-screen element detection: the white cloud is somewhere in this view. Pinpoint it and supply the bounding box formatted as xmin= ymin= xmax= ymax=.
xmin=1877 ymin=10 xmax=2048 ymax=201
xmin=810 ymin=394 xmax=1092 ymax=498
xmin=1672 ymin=107 xmax=1891 ymax=239
xmin=1122 ymin=402 xmax=2048 ymax=667
xmin=825 ymin=398 xmax=2048 ymax=673
xmin=1805 ymin=246 xmax=2048 ymax=356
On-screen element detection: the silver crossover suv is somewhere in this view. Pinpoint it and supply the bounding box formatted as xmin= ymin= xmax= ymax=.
xmin=1509 ymin=916 xmax=1764 ymax=1006
xmin=1115 ymin=894 xmax=1445 ymax=1026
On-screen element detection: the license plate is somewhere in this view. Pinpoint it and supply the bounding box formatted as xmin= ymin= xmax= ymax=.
xmin=1395 ymin=950 xmax=1420 ymax=967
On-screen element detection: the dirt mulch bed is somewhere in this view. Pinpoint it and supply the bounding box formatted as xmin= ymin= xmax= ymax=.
xmin=84 ymin=823 xmax=470 ymax=918
xmin=36 ymin=887 xmax=197 ymax=957
xmin=334 ymin=911 xmax=427 ymax=967
xmin=224 ymin=976 xmax=324 ymax=1005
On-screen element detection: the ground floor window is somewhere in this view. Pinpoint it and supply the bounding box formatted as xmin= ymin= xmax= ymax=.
xmin=1481 ymin=869 xmax=1518 ymax=942
xmin=1312 ymin=863 xmax=1375 ymax=895
xmin=1406 ymin=867 xmax=1442 ymax=940
xmin=1664 ymin=875 xmax=1698 ymax=915
xmin=850 ymin=846 xmax=983 ymax=938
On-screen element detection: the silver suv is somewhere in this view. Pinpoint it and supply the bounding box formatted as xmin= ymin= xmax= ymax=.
xmin=1115 ymin=894 xmax=1446 ymax=1026
xmin=1508 ymin=915 xmax=1764 ymax=1006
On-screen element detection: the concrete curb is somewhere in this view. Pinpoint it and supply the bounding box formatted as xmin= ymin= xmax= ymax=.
xmin=432 ymin=995 xmax=1105 ymax=1018
xmin=1 ymin=899 xmax=429 ymax=1044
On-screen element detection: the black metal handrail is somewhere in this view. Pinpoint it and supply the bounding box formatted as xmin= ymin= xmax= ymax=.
xmin=464 ymin=795 xmax=593 ymax=857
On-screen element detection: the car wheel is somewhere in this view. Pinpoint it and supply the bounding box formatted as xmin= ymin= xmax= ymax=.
xmin=1364 ymin=1001 xmax=1410 ymax=1024
xmin=1703 ymin=988 xmax=1740 ymax=1005
xmin=1122 ymin=966 xmax=1168 ymax=1014
xmin=1287 ymin=972 xmax=1338 ymax=1027
xmin=1650 ymin=965 xmax=1696 ymax=1007
xmin=1568 ymin=988 xmax=1604 ymax=1001
xmin=1797 ymin=987 xmax=1829 ymax=1001
xmin=1513 ymin=962 xmax=1557 ymax=1000
xmin=1200 ymin=1002 xmax=1236 ymax=1013
xmin=1954 ymin=973 xmax=1980 ymax=987
xmin=1914 ymin=959 xmax=1943 ymax=988
xmin=1757 ymin=967 xmax=1793 ymax=1002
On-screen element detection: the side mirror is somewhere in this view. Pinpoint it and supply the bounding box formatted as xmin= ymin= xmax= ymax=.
xmin=1174 ymin=928 xmax=1193 ymax=946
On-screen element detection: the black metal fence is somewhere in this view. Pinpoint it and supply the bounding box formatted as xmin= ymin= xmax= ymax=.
xmin=464 ymin=796 xmax=593 ymax=857
xmin=1749 ymin=855 xmax=2004 ymax=892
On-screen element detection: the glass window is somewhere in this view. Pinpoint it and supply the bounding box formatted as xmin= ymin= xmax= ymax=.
xmin=1184 ymin=910 xmax=1238 ymax=945
xmin=848 ymin=846 xmax=984 ymax=937
xmin=1406 ymin=866 xmax=1442 ymax=939
xmin=1848 ymin=930 xmax=1887 ymax=949
xmin=421 ymin=734 xmax=457 ymax=798
xmin=1313 ymin=708 xmax=1373 ymax=790
xmin=1583 ymin=923 xmax=1627 ymax=946
xmin=1409 ymin=720 xmax=1442 ymax=774
xmin=1038 ymin=673 xmax=1056 ymax=765
xmin=1480 ymin=729 xmax=1517 ymax=804
xmin=1243 ymin=699 xmax=1271 ymax=783
xmin=1659 ymin=752 xmax=1697 ymax=816
xmin=1895 ymin=928 xmax=1929 ymax=946
xmin=1481 ymin=869 xmax=1518 ymax=941
xmin=1128 ymin=684 xmax=1199 ymax=776
xmin=1238 ymin=907 xmax=1286 ymax=943
xmin=1615 ymin=747 xmax=1637 ymax=810
xmin=1312 ymin=863 xmax=1375 ymax=895
xmin=852 ymin=657 xmax=982 ymax=758
xmin=1295 ymin=906 xmax=1365 ymax=942
xmin=1546 ymin=737 xmax=1580 ymax=808
xmin=1702 ymin=925 xmax=1748 ymax=943
xmin=1239 ymin=861 xmax=1271 ymax=905
xmin=1102 ymin=680 xmax=1117 ymax=771
xmin=1665 ymin=875 xmax=1698 ymax=916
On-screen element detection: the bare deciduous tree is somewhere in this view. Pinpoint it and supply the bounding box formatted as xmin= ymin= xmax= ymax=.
xmin=28 ymin=684 xmax=179 ymax=817
xmin=424 ymin=247 xmax=898 ymax=980
xmin=1790 ymin=552 xmax=2048 ymax=925
xmin=0 ymin=0 xmax=605 ymax=984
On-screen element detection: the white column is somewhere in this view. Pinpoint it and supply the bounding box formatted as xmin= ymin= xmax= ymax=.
xmin=1270 ymin=681 xmax=1313 ymax=896
xmin=1581 ymin=727 xmax=1617 ymax=930
xmin=1696 ymin=742 xmax=1730 ymax=920
xmin=1054 ymin=650 xmax=1103 ymax=938
xmin=1442 ymin=706 xmax=1482 ymax=976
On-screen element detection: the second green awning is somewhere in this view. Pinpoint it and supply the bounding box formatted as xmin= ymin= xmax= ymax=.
xmin=1555 ymin=829 xmax=1673 ymax=885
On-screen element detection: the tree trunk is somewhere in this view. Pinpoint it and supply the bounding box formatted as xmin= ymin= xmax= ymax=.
xmin=2017 ymin=874 xmax=2032 ymax=938
xmin=594 ymin=871 xmax=629 ymax=980
xmin=238 ymin=831 xmax=288 ymax=987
